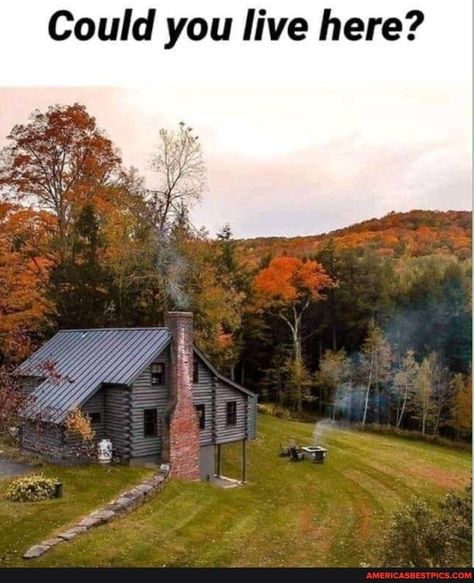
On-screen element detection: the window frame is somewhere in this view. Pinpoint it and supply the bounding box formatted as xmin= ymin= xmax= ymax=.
xmin=195 ymin=404 xmax=206 ymax=430
xmin=151 ymin=362 xmax=165 ymax=386
xmin=89 ymin=412 xmax=101 ymax=424
xmin=226 ymin=401 xmax=237 ymax=426
xmin=143 ymin=408 xmax=158 ymax=438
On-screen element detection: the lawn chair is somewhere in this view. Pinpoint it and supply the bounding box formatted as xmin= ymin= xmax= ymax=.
xmin=279 ymin=442 xmax=291 ymax=457
xmin=312 ymin=449 xmax=325 ymax=464
xmin=289 ymin=447 xmax=305 ymax=462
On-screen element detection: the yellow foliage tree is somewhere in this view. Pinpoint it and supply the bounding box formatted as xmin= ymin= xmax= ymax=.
xmin=452 ymin=372 xmax=472 ymax=436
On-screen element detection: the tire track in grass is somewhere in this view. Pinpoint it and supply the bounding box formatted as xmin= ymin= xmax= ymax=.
xmin=256 ymin=417 xmax=401 ymax=566
xmin=257 ymin=453 xmax=357 ymax=566
xmin=324 ymin=429 xmax=459 ymax=503
xmin=325 ymin=467 xmax=385 ymax=566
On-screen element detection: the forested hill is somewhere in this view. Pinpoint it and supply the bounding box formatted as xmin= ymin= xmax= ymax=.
xmin=237 ymin=210 xmax=471 ymax=264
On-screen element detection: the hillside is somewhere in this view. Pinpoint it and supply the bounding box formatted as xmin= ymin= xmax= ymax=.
xmin=237 ymin=210 xmax=471 ymax=265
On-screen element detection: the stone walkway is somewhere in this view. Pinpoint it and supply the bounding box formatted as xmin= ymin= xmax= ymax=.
xmin=23 ymin=471 xmax=168 ymax=559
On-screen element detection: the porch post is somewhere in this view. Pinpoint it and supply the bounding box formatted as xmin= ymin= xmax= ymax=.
xmin=242 ymin=439 xmax=247 ymax=483
xmin=216 ymin=443 xmax=221 ymax=477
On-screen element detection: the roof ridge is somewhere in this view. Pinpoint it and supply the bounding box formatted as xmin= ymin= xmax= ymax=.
xmin=59 ymin=327 xmax=169 ymax=332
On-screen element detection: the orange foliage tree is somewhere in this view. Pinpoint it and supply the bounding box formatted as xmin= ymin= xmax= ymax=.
xmin=0 ymin=103 xmax=122 ymax=259
xmin=0 ymin=202 xmax=53 ymax=361
xmin=254 ymin=256 xmax=334 ymax=411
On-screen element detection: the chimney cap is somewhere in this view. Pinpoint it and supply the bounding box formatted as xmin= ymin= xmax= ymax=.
xmin=166 ymin=311 xmax=193 ymax=318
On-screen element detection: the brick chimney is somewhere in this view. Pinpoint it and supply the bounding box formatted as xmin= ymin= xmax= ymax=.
xmin=162 ymin=311 xmax=200 ymax=480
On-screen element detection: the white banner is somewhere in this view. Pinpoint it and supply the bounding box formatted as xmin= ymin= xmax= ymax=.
xmin=0 ymin=0 xmax=470 ymax=87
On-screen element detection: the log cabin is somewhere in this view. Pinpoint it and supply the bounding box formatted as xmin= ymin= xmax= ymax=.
xmin=16 ymin=312 xmax=257 ymax=481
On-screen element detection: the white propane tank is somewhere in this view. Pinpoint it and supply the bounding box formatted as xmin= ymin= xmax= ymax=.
xmin=97 ymin=439 xmax=113 ymax=464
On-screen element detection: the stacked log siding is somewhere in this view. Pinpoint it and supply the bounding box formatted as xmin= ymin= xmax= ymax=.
xmin=130 ymin=355 xmax=170 ymax=458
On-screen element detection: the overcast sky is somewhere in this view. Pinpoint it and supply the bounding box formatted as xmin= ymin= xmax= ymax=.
xmin=0 ymin=0 xmax=471 ymax=237
xmin=0 ymin=84 xmax=470 ymax=238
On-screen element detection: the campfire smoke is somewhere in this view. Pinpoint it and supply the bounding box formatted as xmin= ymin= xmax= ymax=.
xmin=312 ymin=418 xmax=338 ymax=446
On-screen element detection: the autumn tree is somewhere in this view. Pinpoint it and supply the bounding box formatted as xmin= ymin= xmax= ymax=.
xmin=0 ymin=103 xmax=122 ymax=258
xmin=214 ymin=224 xmax=250 ymax=378
xmin=393 ymin=349 xmax=419 ymax=428
xmin=317 ymin=348 xmax=353 ymax=419
xmin=0 ymin=351 xmax=69 ymax=437
xmin=0 ymin=203 xmax=53 ymax=361
xmin=428 ymin=354 xmax=452 ymax=435
xmin=101 ymin=167 xmax=160 ymax=325
xmin=359 ymin=321 xmax=392 ymax=425
xmin=64 ymin=407 xmax=96 ymax=459
xmin=180 ymin=234 xmax=247 ymax=372
xmin=254 ymin=256 xmax=334 ymax=412
xmin=412 ymin=353 xmax=437 ymax=435
xmin=451 ymin=371 xmax=472 ymax=438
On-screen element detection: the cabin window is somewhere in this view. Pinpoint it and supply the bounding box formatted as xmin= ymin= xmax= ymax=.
xmin=89 ymin=412 xmax=101 ymax=424
xmin=193 ymin=360 xmax=199 ymax=383
xmin=143 ymin=408 xmax=158 ymax=437
xmin=151 ymin=362 xmax=165 ymax=385
xmin=226 ymin=401 xmax=237 ymax=426
xmin=195 ymin=404 xmax=205 ymax=429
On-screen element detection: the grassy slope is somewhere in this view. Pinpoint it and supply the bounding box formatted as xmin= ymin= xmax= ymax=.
xmin=30 ymin=415 xmax=471 ymax=568
xmin=0 ymin=464 xmax=153 ymax=567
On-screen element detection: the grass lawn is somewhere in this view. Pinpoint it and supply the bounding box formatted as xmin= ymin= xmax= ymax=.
xmin=20 ymin=414 xmax=471 ymax=568
xmin=0 ymin=461 xmax=153 ymax=567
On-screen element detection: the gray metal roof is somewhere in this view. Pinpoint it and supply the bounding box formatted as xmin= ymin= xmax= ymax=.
xmin=18 ymin=328 xmax=171 ymax=424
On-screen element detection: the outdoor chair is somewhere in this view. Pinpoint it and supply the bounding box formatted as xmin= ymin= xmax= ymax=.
xmin=312 ymin=449 xmax=325 ymax=464
xmin=289 ymin=447 xmax=305 ymax=462
xmin=279 ymin=442 xmax=291 ymax=457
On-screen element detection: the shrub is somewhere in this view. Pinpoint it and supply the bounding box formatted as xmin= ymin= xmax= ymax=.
xmin=379 ymin=483 xmax=472 ymax=567
xmin=257 ymin=402 xmax=292 ymax=419
xmin=64 ymin=407 xmax=97 ymax=460
xmin=5 ymin=474 xmax=58 ymax=502
xmin=64 ymin=408 xmax=95 ymax=442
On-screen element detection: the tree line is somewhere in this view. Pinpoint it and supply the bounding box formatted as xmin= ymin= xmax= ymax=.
xmin=0 ymin=103 xmax=471 ymax=441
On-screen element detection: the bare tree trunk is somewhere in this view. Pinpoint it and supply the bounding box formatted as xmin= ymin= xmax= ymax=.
xmin=362 ymin=349 xmax=374 ymax=426
xmin=395 ymin=393 xmax=401 ymax=427
xmin=277 ymin=304 xmax=308 ymax=415
xmin=396 ymin=381 xmax=409 ymax=428
xmin=294 ymin=332 xmax=303 ymax=415
xmin=332 ymin=385 xmax=338 ymax=420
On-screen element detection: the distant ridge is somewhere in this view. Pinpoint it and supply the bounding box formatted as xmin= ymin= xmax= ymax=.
xmin=237 ymin=210 xmax=471 ymax=264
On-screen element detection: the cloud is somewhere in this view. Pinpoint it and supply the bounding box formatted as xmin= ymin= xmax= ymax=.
xmin=0 ymin=86 xmax=470 ymax=239
xmin=196 ymin=133 xmax=471 ymax=237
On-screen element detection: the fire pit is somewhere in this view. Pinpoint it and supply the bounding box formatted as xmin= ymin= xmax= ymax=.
xmin=301 ymin=446 xmax=327 ymax=463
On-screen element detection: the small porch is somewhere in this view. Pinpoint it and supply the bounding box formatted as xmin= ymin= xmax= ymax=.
xmin=199 ymin=439 xmax=249 ymax=485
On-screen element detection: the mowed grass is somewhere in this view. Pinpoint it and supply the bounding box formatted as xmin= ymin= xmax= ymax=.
xmin=26 ymin=414 xmax=472 ymax=567
xmin=0 ymin=463 xmax=153 ymax=567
